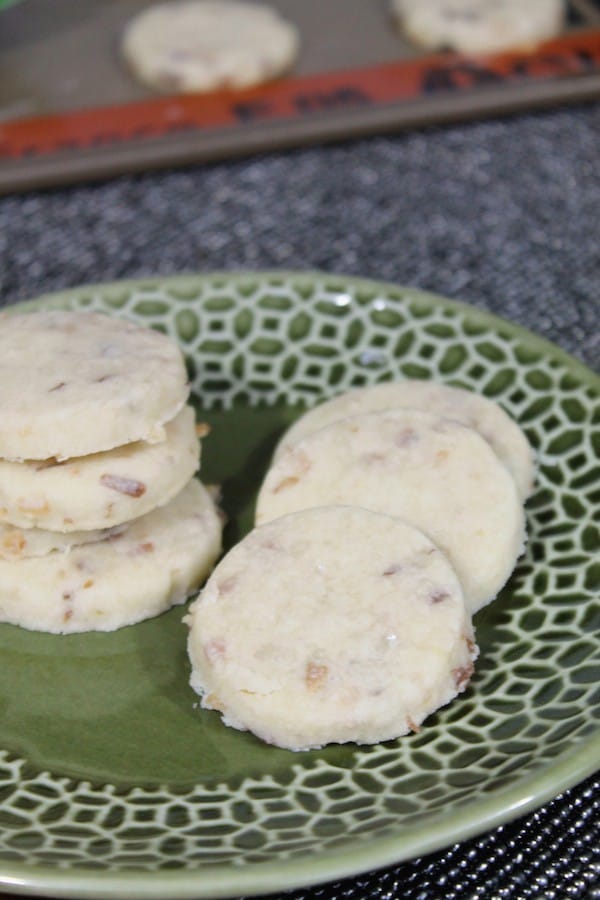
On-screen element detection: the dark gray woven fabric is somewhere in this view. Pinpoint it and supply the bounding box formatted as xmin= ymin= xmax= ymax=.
xmin=1 ymin=104 xmax=599 ymax=369
xmin=0 ymin=102 xmax=598 ymax=898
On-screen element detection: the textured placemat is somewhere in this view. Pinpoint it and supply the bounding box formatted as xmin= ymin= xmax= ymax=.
xmin=0 ymin=102 xmax=598 ymax=898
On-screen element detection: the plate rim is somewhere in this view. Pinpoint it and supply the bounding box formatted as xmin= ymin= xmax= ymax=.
xmin=1 ymin=270 xmax=599 ymax=899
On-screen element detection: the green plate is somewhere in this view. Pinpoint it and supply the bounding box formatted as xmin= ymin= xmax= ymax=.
xmin=1 ymin=272 xmax=598 ymax=899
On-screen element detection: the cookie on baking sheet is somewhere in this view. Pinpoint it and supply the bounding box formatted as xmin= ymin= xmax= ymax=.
xmin=122 ymin=0 xmax=299 ymax=94
xmin=0 ymin=406 xmax=200 ymax=532
xmin=187 ymin=505 xmax=477 ymax=750
xmin=0 ymin=521 xmax=125 ymax=562
xmin=275 ymin=380 xmax=535 ymax=499
xmin=257 ymin=409 xmax=525 ymax=613
xmin=0 ymin=309 xmax=189 ymax=461
xmin=391 ymin=0 xmax=565 ymax=54
xmin=0 ymin=479 xmax=222 ymax=634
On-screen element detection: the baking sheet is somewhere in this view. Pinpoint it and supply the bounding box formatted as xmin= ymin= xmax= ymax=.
xmin=0 ymin=0 xmax=599 ymax=192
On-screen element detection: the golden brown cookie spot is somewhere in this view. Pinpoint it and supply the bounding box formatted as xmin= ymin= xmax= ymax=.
xmin=382 ymin=564 xmax=403 ymax=576
xmin=48 ymin=382 xmax=66 ymax=392
xmin=100 ymin=474 xmax=147 ymax=497
xmin=195 ymin=422 xmax=211 ymax=438
xmin=407 ymin=716 xmax=421 ymax=733
xmin=204 ymin=692 xmax=225 ymax=712
xmin=2 ymin=532 xmax=26 ymax=555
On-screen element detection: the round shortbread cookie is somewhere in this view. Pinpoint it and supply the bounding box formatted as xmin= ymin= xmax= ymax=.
xmin=257 ymin=410 xmax=525 ymax=613
xmin=0 ymin=310 xmax=189 ymax=461
xmin=275 ymin=380 xmax=535 ymax=499
xmin=391 ymin=0 xmax=565 ymax=55
xmin=187 ymin=506 xmax=477 ymax=750
xmin=0 ymin=522 xmax=125 ymax=562
xmin=0 ymin=406 xmax=200 ymax=532
xmin=0 ymin=479 xmax=222 ymax=634
xmin=122 ymin=0 xmax=299 ymax=94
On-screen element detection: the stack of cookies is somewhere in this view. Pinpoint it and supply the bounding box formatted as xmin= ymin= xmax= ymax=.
xmin=187 ymin=380 xmax=534 ymax=750
xmin=0 ymin=309 xmax=222 ymax=634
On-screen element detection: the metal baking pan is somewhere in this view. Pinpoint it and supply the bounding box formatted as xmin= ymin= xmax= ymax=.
xmin=0 ymin=0 xmax=599 ymax=193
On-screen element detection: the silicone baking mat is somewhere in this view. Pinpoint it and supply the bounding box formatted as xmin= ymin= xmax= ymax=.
xmin=0 ymin=0 xmax=599 ymax=193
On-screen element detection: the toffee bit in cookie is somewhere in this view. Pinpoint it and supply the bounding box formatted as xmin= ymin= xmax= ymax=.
xmin=204 ymin=638 xmax=227 ymax=664
xmin=3 ymin=532 xmax=26 ymax=555
xmin=395 ymin=427 xmax=418 ymax=447
xmin=273 ymin=474 xmax=300 ymax=493
xmin=452 ymin=662 xmax=474 ymax=692
xmin=407 ymin=716 xmax=421 ymax=734
xmin=362 ymin=452 xmax=388 ymax=465
xmin=305 ymin=661 xmax=328 ymax=692
xmin=273 ymin=450 xmax=313 ymax=491
xmin=127 ymin=541 xmax=155 ymax=557
xmin=195 ymin=422 xmax=211 ymax=438
xmin=429 ymin=589 xmax=450 ymax=604
xmin=100 ymin=474 xmax=147 ymax=497
xmin=217 ymin=576 xmax=237 ymax=594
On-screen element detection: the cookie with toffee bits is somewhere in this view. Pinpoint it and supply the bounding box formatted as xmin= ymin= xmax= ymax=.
xmin=0 ymin=480 xmax=222 ymax=633
xmin=187 ymin=506 xmax=477 ymax=750
xmin=0 ymin=310 xmax=189 ymax=461
xmin=257 ymin=409 xmax=525 ymax=614
xmin=275 ymin=379 xmax=535 ymax=500
xmin=0 ymin=406 xmax=199 ymax=532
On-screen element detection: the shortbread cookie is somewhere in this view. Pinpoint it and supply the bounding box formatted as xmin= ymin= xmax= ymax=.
xmin=0 ymin=522 xmax=124 ymax=562
xmin=0 ymin=309 xmax=189 ymax=461
xmin=275 ymin=380 xmax=535 ymax=499
xmin=187 ymin=506 xmax=477 ymax=750
xmin=0 ymin=406 xmax=199 ymax=532
xmin=122 ymin=0 xmax=299 ymax=94
xmin=391 ymin=0 xmax=565 ymax=55
xmin=0 ymin=479 xmax=222 ymax=633
xmin=257 ymin=409 xmax=525 ymax=613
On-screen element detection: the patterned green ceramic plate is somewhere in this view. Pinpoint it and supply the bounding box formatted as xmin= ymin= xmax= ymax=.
xmin=1 ymin=272 xmax=598 ymax=900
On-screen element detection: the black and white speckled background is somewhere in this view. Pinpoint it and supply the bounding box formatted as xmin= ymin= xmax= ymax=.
xmin=0 ymin=102 xmax=598 ymax=898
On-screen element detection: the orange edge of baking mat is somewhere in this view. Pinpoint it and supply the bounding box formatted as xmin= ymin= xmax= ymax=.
xmin=1 ymin=29 xmax=599 ymax=160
